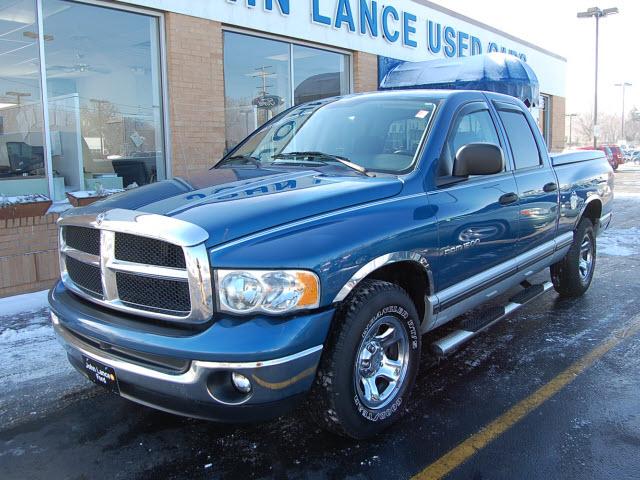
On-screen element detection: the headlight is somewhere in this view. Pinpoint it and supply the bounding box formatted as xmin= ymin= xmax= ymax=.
xmin=215 ymin=269 xmax=320 ymax=314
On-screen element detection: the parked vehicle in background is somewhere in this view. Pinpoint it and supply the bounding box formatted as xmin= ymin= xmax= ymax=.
xmin=576 ymin=146 xmax=617 ymax=171
xmin=633 ymin=151 xmax=640 ymax=165
xmin=602 ymin=145 xmax=624 ymax=169
xmin=49 ymin=90 xmax=614 ymax=438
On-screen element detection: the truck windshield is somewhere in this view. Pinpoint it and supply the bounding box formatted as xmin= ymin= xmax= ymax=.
xmin=221 ymin=95 xmax=437 ymax=174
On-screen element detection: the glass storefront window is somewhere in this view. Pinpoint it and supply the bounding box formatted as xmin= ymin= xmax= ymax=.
xmin=223 ymin=31 xmax=350 ymax=151
xmin=293 ymin=44 xmax=349 ymax=105
xmin=0 ymin=0 xmax=47 ymax=199
xmin=223 ymin=32 xmax=291 ymax=152
xmin=43 ymin=0 xmax=166 ymax=197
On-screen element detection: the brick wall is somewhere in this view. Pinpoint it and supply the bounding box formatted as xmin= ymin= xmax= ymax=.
xmin=353 ymin=51 xmax=378 ymax=93
xmin=0 ymin=214 xmax=59 ymax=298
xmin=550 ymin=95 xmax=566 ymax=152
xmin=165 ymin=13 xmax=226 ymax=178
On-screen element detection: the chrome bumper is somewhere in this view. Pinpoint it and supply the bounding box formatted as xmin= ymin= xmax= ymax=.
xmin=51 ymin=311 xmax=322 ymax=421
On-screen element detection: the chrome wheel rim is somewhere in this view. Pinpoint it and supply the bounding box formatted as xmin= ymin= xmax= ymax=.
xmin=354 ymin=315 xmax=409 ymax=410
xmin=578 ymin=233 xmax=594 ymax=282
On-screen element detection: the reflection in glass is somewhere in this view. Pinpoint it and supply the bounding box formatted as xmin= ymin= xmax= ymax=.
xmin=223 ymin=32 xmax=351 ymax=152
xmin=43 ymin=0 xmax=165 ymax=196
xmin=0 ymin=0 xmax=47 ymax=197
xmin=293 ymin=45 xmax=349 ymax=105
xmin=223 ymin=32 xmax=291 ymax=152
xmin=227 ymin=96 xmax=436 ymax=173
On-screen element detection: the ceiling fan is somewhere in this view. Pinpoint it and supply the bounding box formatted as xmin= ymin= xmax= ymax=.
xmin=47 ymin=63 xmax=111 ymax=75
xmin=47 ymin=52 xmax=110 ymax=75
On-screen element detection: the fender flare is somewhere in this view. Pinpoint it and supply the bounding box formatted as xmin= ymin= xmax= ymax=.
xmin=332 ymin=251 xmax=433 ymax=303
xmin=576 ymin=194 xmax=603 ymax=229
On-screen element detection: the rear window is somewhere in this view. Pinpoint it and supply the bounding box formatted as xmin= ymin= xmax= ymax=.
xmin=498 ymin=110 xmax=541 ymax=170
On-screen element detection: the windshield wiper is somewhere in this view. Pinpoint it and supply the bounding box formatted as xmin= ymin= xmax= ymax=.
xmin=272 ymin=151 xmax=373 ymax=177
xmin=215 ymin=155 xmax=261 ymax=168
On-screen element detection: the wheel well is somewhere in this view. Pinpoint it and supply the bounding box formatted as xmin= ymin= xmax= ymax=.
xmin=365 ymin=261 xmax=430 ymax=323
xmin=582 ymin=200 xmax=602 ymax=230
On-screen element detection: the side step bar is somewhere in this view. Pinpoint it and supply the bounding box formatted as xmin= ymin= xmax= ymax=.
xmin=431 ymin=281 xmax=554 ymax=357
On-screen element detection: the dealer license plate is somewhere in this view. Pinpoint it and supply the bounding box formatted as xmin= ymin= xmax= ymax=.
xmin=82 ymin=355 xmax=120 ymax=394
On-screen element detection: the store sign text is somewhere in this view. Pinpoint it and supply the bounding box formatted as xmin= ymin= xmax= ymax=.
xmin=225 ymin=0 xmax=528 ymax=61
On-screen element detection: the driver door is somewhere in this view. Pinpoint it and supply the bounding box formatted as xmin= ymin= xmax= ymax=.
xmin=429 ymin=101 xmax=520 ymax=303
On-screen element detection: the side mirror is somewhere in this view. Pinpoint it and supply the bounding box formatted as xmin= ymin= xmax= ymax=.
xmin=453 ymin=143 xmax=505 ymax=176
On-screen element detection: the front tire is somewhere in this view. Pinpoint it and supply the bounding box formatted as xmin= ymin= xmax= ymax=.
xmin=551 ymin=218 xmax=596 ymax=297
xmin=309 ymin=280 xmax=421 ymax=439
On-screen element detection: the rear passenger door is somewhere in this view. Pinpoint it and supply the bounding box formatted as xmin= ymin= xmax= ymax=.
xmin=494 ymin=102 xmax=559 ymax=258
xmin=430 ymin=101 xmax=519 ymax=294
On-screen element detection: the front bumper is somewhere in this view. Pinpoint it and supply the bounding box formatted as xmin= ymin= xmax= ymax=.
xmin=49 ymin=282 xmax=334 ymax=422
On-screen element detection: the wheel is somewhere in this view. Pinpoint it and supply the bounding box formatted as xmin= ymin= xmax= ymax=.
xmin=309 ymin=279 xmax=421 ymax=439
xmin=550 ymin=218 xmax=596 ymax=298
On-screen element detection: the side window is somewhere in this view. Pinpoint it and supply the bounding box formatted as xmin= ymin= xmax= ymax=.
xmin=439 ymin=108 xmax=500 ymax=177
xmin=497 ymin=109 xmax=541 ymax=169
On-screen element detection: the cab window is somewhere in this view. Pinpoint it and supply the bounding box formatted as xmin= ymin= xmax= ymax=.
xmin=497 ymin=109 xmax=541 ymax=169
xmin=439 ymin=108 xmax=501 ymax=177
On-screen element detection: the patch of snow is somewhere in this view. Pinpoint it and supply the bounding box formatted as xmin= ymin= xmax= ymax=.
xmin=67 ymin=188 xmax=123 ymax=199
xmin=614 ymin=191 xmax=640 ymax=200
xmin=47 ymin=199 xmax=71 ymax=214
xmin=0 ymin=289 xmax=49 ymax=317
xmin=0 ymin=312 xmax=72 ymax=387
xmin=598 ymin=227 xmax=640 ymax=257
xmin=0 ymin=193 xmax=50 ymax=206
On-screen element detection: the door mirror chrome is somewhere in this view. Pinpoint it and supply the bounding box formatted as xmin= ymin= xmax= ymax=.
xmin=453 ymin=143 xmax=505 ymax=177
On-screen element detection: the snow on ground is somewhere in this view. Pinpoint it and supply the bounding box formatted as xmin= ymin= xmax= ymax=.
xmin=0 ymin=290 xmax=67 ymax=387
xmin=598 ymin=227 xmax=640 ymax=257
xmin=614 ymin=191 xmax=640 ymax=200
xmin=0 ymin=289 xmax=49 ymax=316
xmin=0 ymin=289 xmax=89 ymax=425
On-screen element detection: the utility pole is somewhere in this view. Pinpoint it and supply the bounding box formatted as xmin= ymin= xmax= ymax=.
xmin=578 ymin=6 xmax=619 ymax=148
xmin=565 ymin=113 xmax=578 ymax=146
xmin=614 ymin=82 xmax=632 ymax=141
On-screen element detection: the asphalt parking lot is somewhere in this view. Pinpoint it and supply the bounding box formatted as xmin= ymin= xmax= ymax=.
xmin=1 ymin=165 xmax=639 ymax=480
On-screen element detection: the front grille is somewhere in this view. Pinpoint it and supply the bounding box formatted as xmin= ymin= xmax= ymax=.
xmin=59 ymin=212 xmax=212 ymax=324
xmin=65 ymin=256 xmax=103 ymax=298
xmin=115 ymin=232 xmax=186 ymax=268
xmin=116 ymin=272 xmax=191 ymax=314
xmin=64 ymin=226 xmax=100 ymax=255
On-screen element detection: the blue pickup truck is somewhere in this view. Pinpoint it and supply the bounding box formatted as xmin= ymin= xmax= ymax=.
xmin=49 ymin=90 xmax=613 ymax=438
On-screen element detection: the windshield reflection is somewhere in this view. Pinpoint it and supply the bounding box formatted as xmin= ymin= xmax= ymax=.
xmin=220 ymin=95 xmax=437 ymax=174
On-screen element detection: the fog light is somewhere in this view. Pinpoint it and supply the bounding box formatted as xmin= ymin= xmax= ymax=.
xmin=231 ymin=372 xmax=252 ymax=394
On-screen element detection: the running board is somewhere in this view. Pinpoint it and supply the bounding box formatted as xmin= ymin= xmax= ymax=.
xmin=431 ymin=281 xmax=554 ymax=357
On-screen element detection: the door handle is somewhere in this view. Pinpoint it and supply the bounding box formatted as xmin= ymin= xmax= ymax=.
xmin=499 ymin=192 xmax=519 ymax=205
xmin=543 ymin=182 xmax=558 ymax=192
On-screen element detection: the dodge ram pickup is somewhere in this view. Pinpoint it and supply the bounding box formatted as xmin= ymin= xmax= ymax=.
xmin=49 ymin=90 xmax=613 ymax=438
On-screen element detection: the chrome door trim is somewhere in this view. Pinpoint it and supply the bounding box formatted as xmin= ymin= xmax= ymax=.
xmin=432 ymin=233 xmax=572 ymax=315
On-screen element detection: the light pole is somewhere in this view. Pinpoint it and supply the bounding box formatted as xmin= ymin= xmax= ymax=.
xmin=565 ymin=113 xmax=578 ymax=146
xmin=578 ymin=6 xmax=619 ymax=148
xmin=614 ymin=82 xmax=632 ymax=141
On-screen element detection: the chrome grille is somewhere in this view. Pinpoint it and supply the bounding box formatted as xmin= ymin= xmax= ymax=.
xmin=116 ymin=272 xmax=191 ymax=314
xmin=115 ymin=232 xmax=186 ymax=268
xmin=64 ymin=226 xmax=100 ymax=256
xmin=65 ymin=256 xmax=103 ymax=298
xmin=58 ymin=209 xmax=213 ymax=324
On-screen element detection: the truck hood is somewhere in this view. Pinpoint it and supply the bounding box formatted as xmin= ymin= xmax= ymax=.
xmin=75 ymin=167 xmax=403 ymax=247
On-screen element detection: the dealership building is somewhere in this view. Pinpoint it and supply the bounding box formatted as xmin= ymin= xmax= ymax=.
xmin=0 ymin=0 xmax=566 ymax=297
